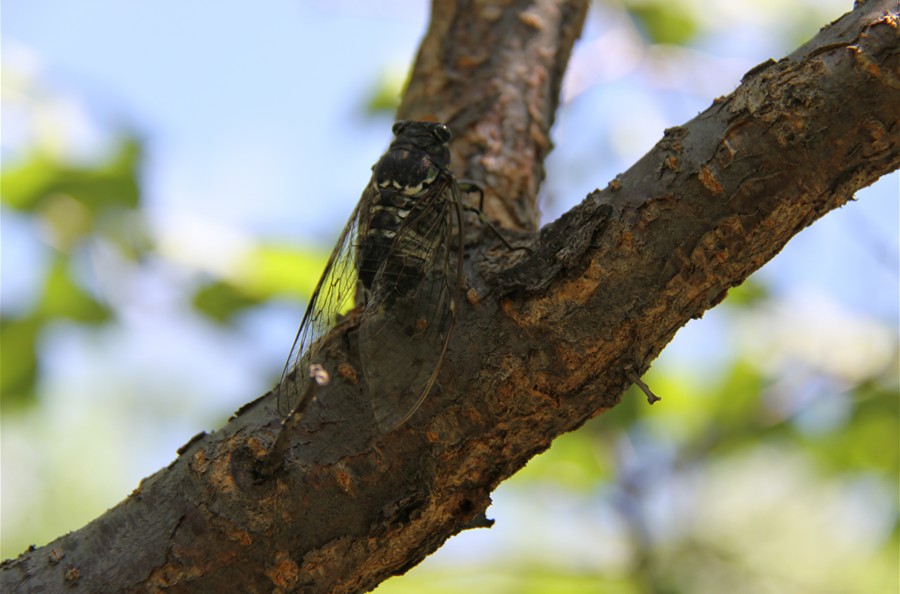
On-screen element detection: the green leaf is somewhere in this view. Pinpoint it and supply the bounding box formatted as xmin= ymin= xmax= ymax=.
xmin=0 ymin=315 xmax=40 ymax=408
xmin=807 ymin=377 xmax=900 ymax=475
xmin=38 ymin=257 xmax=112 ymax=323
xmin=193 ymin=281 xmax=265 ymax=323
xmin=515 ymin=419 xmax=612 ymax=489
xmin=721 ymin=279 xmax=770 ymax=309
xmin=191 ymin=244 xmax=329 ymax=322
xmin=2 ymin=137 xmax=143 ymax=259
xmin=625 ymin=0 xmax=699 ymax=46
xmin=236 ymin=244 xmax=329 ymax=299
xmin=2 ymin=138 xmax=141 ymax=213
xmin=364 ymin=67 xmax=407 ymax=115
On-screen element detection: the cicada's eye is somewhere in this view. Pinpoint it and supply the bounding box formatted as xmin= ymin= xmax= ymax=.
xmin=431 ymin=123 xmax=451 ymax=143
xmin=392 ymin=121 xmax=408 ymax=136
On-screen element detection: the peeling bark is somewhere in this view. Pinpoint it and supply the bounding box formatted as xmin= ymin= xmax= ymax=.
xmin=2 ymin=1 xmax=898 ymax=593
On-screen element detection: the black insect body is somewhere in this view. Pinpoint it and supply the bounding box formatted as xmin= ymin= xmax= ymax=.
xmin=359 ymin=122 xmax=454 ymax=300
xmin=278 ymin=121 xmax=466 ymax=433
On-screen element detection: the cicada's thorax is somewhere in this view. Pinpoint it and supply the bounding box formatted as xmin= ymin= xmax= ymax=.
xmin=358 ymin=124 xmax=453 ymax=303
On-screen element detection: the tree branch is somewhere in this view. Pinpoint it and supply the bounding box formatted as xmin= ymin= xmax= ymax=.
xmin=399 ymin=0 xmax=588 ymax=231
xmin=2 ymin=1 xmax=897 ymax=593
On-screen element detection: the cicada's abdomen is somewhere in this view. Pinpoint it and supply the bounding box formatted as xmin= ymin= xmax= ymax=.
xmin=355 ymin=121 xmax=463 ymax=430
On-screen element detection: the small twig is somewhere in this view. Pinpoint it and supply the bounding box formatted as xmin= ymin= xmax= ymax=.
xmin=627 ymin=370 xmax=661 ymax=405
xmin=459 ymin=181 xmax=531 ymax=253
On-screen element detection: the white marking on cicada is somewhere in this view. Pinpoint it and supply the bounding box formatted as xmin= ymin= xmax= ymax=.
xmin=371 ymin=228 xmax=397 ymax=239
xmin=402 ymin=182 xmax=423 ymax=196
xmin=371 ymin=205 xmax=411 ymax=219
xmin=402 ymin=168 xmax=439 ymax=196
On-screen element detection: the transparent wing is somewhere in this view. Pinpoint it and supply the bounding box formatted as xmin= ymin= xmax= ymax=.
xmin=276 ymin=194 xmax=369 ymax=417
xmin=359 ymin=176 xmax=465 ymax=431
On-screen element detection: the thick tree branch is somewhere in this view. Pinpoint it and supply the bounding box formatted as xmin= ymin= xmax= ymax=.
xmin=2 ymin=1 xmax=897 ymax=593
xmin=399 ymin=0 xmax=588 ymax=231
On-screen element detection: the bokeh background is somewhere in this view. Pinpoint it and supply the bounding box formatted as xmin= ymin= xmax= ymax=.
xmin=2 ymin=1 xmax=897 ymax=592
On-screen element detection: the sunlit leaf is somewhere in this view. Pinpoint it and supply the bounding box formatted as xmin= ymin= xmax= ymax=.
xmin=2 ymin=151 xmax=59 ymax=210
xmin=190 ymin=244 xmax=328 ymax=322
xmin=1 ymin=137 xmax=141 ymax=215
xmin=364 ymin=67 xmax=407 ymax=115
xmin=624 ymin=0 xmax=699 ymax=46
xmin=193 ymin=281 xmax=265 ymax=323
xmin=633 ymin=368 xmax=716 ymax=440
xmin=237 ymin=244 xmax=329 ymax=299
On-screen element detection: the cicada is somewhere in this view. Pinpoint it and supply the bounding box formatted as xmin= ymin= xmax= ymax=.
xmin=277 ymin=120 xmax=467 ymax=432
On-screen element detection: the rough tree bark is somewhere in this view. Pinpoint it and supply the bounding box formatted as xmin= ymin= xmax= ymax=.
xmin=3 ymin=0 xmax=898 ymax=592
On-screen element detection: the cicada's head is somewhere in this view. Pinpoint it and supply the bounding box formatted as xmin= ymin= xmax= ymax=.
xmin=389 ymin=120 xmax=451 ymax=166
xmin=372 ymin=121 xmax=453 ymax=197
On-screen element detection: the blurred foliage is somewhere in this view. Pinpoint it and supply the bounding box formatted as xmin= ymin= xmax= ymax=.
xmin=0 ymin=140 xmax=137 ymax=408
xmin=0 ymin=136 xmax=328 ymax=405
xmin=622 ymin=0 xmax=699 ymax=46
xmin=0 ymin=61 xmax=333 ymax=409
xmin=718 ymin=279 xmax=769 ymax=309
xmin=0 ymin=315 xmax=41 ymax=407
xmin=365 ymin=66 xmax=407 ymax=115
xmin=0 ymin=113 xmax=326 ymax=409
xmin=38 ymin=256 xmax=113 ymax=323
xmin=378 ymin=568 xmax=639 ymax=594
xmin=193 ymin=280 xmax=264 ymax=324
xmin=192 ymin=245 xmax=328 ymax=323
xmin=2 ymin=138 xmax=141 ymax=213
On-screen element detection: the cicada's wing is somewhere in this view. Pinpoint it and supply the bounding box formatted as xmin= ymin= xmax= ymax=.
xmin=276 ymin=195 xmax=370 ymax=418
xmin=359 ymin=175 xmax=465 ymax=431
